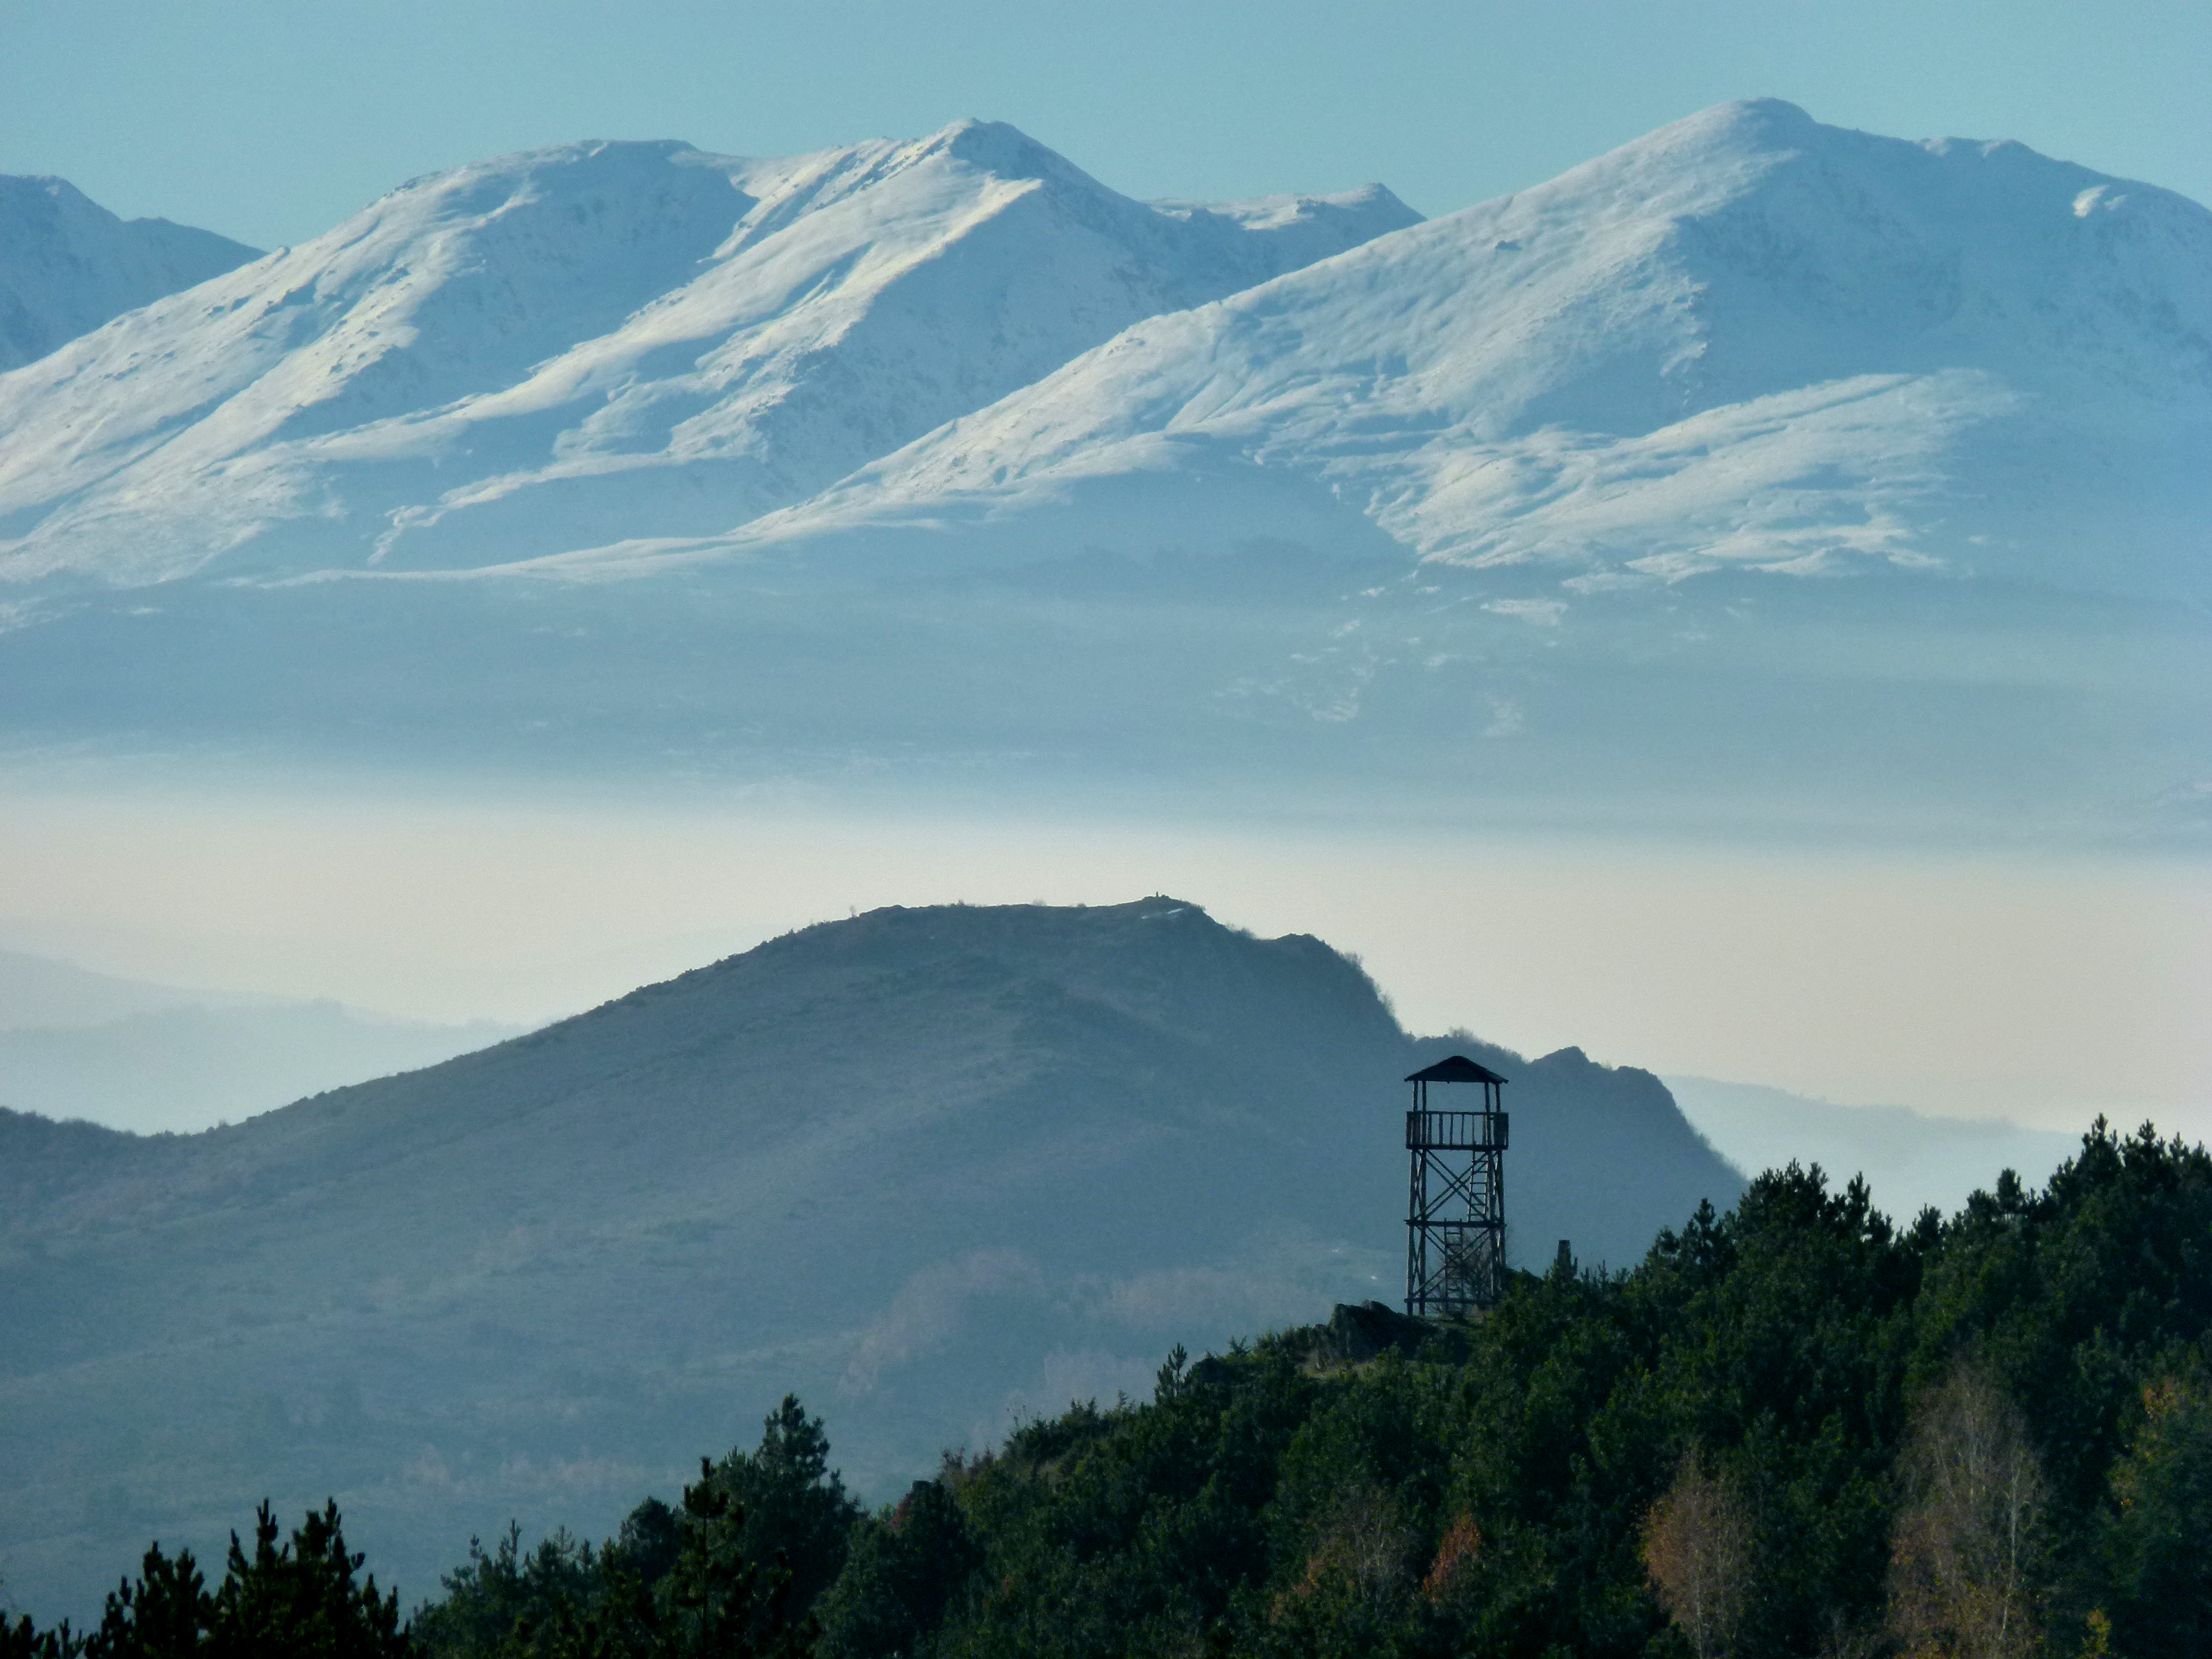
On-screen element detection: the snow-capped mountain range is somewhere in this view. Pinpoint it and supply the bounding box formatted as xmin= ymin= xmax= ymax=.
xmin=0 ymin=124 xmax=1415 ymax=583
xmin=3 ymin=100 xmax=2203 ymax=597
xmin=0 ymin=176 xmax=259 ymax=375
xmin=733 ymin=99 xmax=2211 ymax=602
xmin=0 ymin=104 xmax=2204 ymax=836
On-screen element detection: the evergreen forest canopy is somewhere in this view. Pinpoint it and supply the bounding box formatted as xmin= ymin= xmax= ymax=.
xmin=7 ymin=1120 xmax=2209 ymax=1659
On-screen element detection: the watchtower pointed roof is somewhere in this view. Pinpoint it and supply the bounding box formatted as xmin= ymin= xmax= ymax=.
xmin=1405 ymin=1054 xmax=1509 ymax=1086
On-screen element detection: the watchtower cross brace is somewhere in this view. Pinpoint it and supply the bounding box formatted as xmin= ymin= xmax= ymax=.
xmin=1405 ymin=1056 xmax=1509 ymax=1317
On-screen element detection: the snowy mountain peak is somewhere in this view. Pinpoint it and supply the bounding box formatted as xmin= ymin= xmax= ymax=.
xmin=1152 ymin=181 xmax=1416 ymax=230
xmin=1645 ymin=94 xmax=1820 ymax=151
xmin=1 ymin=102 xmax=2203 ymax=606
xmin=1562 ymin=97 xmax=2212 ymax=403
xmin=919 ymin=116 xmax=1092 ymax=182
xmin=0 ymin=174 xmax=260 ymax=372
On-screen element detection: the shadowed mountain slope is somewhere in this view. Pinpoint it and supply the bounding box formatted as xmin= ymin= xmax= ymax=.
xmin=0 ymin=898 xmax=1734 ymax=1622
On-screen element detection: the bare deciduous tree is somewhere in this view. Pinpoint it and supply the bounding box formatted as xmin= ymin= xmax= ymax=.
xmin=1644 ymin=1447 xmax=1756 ymax=1659
xmin=1887 ymin=1358 xmax=2050 ymax=1659
xmin=1270 ymin=1476 xmax=1420 ymax=1629
xmin=1316 ymin=1479 xmax=1418 ymax=1623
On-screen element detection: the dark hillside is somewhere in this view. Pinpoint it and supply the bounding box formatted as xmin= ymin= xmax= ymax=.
xmin=0 ymin=1107 xmax=152 ymax=1213
xmin=0 ymin=899 xmax=1739 ymax=1622
xmin=14 ymin=1125 xmax=2203 ymax=1659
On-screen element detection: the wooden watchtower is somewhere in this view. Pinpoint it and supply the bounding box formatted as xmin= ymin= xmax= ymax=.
xmin=1405 ymin=1055 xmax=1509 ymax=1317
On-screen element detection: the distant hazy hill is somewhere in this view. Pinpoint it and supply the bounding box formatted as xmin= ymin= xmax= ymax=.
xmin=0 ymin=950 xmax=519 ymax=1134
xmin=0 ymin=898 xmax=1736 ymax=1621
xmin=0 ymin=175 xmax=258 ymax=372
xmin=0 ymin=1006 xmax=521 ymax=1136
xmin=0 ymin=949 xmax=262 ymax=1030
xmin=1667 ymin=1074 xmax=2083 ymax=1221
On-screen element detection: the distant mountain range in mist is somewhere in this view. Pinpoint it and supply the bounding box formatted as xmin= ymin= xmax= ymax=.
xmin=1665 ymin=1074 xmax=2085 ymax=1222
xmin=0 ymin=947 xmax=2091 ymax=1221
xmin=0 ymin=102 xmax=2204 ymax=837
xmin=0 ymin=898 xmax=1738 ymax=1622
xmin=0 ymin=950 xmax=519 ymax=1134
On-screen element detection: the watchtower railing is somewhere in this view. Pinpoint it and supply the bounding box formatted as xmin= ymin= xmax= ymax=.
xmin=1406 ymin=1110 xmax=1508 ymax=1152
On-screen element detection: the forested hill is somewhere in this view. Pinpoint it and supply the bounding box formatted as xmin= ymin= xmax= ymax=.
xmin=12 ymin=1122 xmax=2207 ymax=1659
xmin=0 ymin=899 xmax=1738 ymax=1622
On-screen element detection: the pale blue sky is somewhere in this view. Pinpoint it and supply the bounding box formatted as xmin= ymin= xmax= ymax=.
xmin=3 ymin=0 xmax=2207 ymax=249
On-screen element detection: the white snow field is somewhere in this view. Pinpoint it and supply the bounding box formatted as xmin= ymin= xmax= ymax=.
xmin=0 ymin=124 xmax=1414 ymax=584
xmin=0 ymin=176 xmax=260 ymax=374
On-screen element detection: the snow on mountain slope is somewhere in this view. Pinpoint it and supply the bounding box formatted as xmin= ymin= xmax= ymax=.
xmin=0 ymin=176 xmax=260 ymax=373
xmin=0 ymin=126 xmax=1416 ymax=585
xmin=711 ymin=100 xmax=2211 ymax=600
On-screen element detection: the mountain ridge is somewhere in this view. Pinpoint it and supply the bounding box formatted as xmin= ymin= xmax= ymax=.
xmin=0 ymin=125 xmax=1416 ymax=585
xmin=0 ymin=897 xmax=1738 ymax=1621
xmin=686 ymin=98 xmax=2210 ymax=600
xmin=7 ymin=100 xmax=2204 ymax=597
